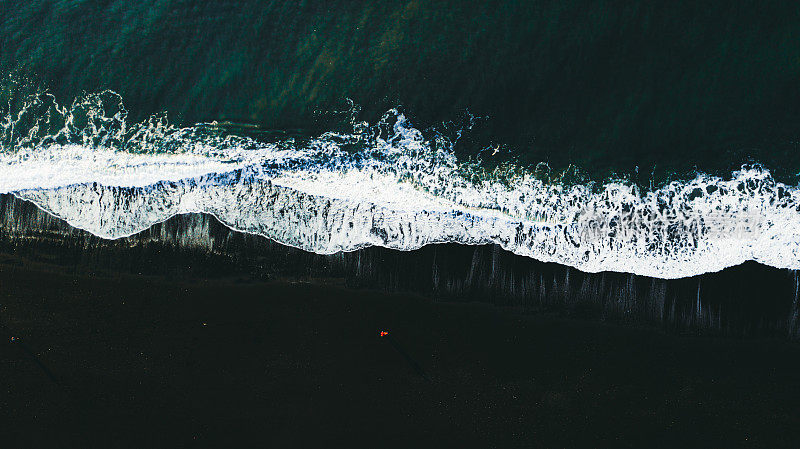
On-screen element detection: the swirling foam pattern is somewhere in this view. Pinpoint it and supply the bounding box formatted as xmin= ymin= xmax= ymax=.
xmin=1 ymin=91 xmax=799 ymax=278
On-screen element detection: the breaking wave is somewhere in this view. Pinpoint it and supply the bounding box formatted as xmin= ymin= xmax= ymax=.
xmin=1 ymin=90 xmax=799 ymax=279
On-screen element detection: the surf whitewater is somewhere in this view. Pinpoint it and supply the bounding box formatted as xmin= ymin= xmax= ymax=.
xmin=1 ymin=91 xmax=799 ymax=280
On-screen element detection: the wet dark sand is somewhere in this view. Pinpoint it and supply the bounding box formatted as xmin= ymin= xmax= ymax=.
xmin=1 ymin=253 xmax=800 ymax=448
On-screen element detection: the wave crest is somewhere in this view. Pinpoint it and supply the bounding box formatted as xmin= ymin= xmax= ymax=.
xmin=1 ymin=91 xmax=798 ymax=278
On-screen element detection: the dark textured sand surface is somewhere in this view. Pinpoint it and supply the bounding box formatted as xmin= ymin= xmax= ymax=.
xmin=2 ymin=253 xmax=800 ymax=448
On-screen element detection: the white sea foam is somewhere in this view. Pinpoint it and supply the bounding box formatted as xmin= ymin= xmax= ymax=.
xmin=1 ymin=92 xmax=799 ymax=279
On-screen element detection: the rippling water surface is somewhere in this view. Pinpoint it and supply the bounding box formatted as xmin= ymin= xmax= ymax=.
xmin=2 ymin=1 xmax=800 ymax=278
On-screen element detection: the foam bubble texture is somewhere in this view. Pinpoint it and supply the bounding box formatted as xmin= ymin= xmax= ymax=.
xmin=1 ymin=93 xmax=798 ymax=279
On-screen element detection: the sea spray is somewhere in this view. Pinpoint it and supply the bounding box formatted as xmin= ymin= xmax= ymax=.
xmin=1 ymin=91 xmax=799 ymax=279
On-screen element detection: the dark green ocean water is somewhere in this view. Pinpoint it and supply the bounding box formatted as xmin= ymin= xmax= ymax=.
xmin=2 ymin=0 xmax=800 ymax=182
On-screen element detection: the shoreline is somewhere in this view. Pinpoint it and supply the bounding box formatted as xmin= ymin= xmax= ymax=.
xmin=2 ymin=193 xmax=798 ymax=339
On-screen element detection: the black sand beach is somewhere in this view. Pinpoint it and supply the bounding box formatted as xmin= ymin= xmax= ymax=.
xmin=2 ymin=252 xmax=800 ymax=448
xmin=5 ymin=2 xmax=800 ymax=447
